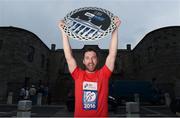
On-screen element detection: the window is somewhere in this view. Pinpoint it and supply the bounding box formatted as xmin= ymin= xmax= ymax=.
xmin=24 ymin=77 xmax=30 ymax=88
xmin=0 ymin=40 xmax=3 ymax=50
xmin=154 ymin=47 xmax=158 ymax=54
xmin=133 ymin=54 xmax=142 ymax=70
xmin=27 ymin=46 xmax=35 ymax=62
xmin=46 ymin=58 xmax=49 ymax=71
xmin=41 ymin=54 xmax=45 ymax=68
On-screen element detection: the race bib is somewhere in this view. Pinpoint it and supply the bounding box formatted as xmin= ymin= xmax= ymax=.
xmin=83 ymin=81 xmax=98 ymax=110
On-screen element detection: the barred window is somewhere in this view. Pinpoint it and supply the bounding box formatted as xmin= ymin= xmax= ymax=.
xmin=46 ymin=58 xmax=49 ymax=71
xmin=41 ymin=54 xmax=45 ymax=68
xmin=27 ymin=46 xmax=35 ymax=62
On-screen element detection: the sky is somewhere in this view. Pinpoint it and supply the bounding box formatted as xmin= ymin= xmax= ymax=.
xmin=0 ymin=0 xmax=180 ymax=49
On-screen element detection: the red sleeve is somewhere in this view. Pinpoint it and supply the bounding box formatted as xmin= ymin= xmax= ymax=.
xmin=71 ymin=67 xmax=80 ymax=80
xmin=100 ymin=65 xmax=112 ymax=79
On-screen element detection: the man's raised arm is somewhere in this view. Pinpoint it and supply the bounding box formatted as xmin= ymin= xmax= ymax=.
xmin=105 ymin=17 xmax=121 ymax=71
xmin=58 ymin=20 xmax=77 ymax=73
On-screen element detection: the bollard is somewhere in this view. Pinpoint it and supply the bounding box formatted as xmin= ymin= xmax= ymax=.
xmin=165 ymin=93 xmax=171 ymax=107
xmin=134 ymin=93 xmax=140 ymax=104
xmin=37 ymin=93 xmax=42 ymax=106
xmin=126 ymin=102 xmax=139 ymax=117
xmin=7 ymin=92 xmax=13 ymax=105
xmin=17 ymin=100 xmax=32 ymax=117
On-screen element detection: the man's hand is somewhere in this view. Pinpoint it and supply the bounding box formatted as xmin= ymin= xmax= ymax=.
xmin=58 ymin=19 xmax=77 ymax=73
xmin=105 ymin=16 xmax=120 ymax=71
xmin=113 ymin=16 xmax=121 ymax=29
xmin=58 ymin=20 xmax=66 ymax=33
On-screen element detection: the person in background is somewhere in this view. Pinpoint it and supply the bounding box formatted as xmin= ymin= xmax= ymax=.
xmin=29 ymin=85 xmax=37 ymax=105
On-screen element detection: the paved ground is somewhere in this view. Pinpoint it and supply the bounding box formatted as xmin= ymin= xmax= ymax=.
xmin=0 ymin=104 xmax=177 ymax=117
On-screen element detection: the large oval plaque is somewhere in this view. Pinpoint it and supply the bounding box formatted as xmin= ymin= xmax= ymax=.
xmin=63 ymin=7 xmax=116 ymax=41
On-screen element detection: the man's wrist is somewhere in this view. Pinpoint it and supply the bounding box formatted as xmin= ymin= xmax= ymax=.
xmin=62 ymin=31 xmax=69 ymax=39
xmin=113 ymin=27 xmax=119 ymax=33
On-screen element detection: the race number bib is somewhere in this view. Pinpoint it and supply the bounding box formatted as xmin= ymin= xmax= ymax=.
xmin=83 ymin=81 xmax=98 ymax=110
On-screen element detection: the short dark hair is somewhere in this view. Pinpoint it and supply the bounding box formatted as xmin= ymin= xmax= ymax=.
xmin=83 ymin=48 xmax=99 ymax=58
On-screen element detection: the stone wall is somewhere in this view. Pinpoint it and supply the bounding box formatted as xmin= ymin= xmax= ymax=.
xmin=0 ymin=27 xmax=50 ymax=103
xmin=132 ymin=26 xmax=180 ymax=98
xmin=1 ymin=26 xmax=180 ymax=104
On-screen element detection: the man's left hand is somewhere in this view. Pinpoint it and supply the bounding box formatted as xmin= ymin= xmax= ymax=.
xmin=113 ymin=16 xmax=121 ymax=28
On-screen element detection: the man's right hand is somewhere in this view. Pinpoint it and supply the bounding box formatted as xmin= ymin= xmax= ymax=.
xmin=58 ymin=20 xmax=66 ymax=33
xmin=58 ymin=19 xmax=77 ymax=73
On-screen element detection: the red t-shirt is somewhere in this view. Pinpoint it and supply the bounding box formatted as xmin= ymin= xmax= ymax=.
xmin=71 ymin=65 xmax=112 ymax=117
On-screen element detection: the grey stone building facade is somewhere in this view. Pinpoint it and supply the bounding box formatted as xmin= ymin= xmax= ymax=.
xmin=0 ymin=26 xmax=180 ymax=104
xmin=132 ymin=26 xmax=180 ymax=98
xmin=0 ymin=27 xmax=50 ymax=103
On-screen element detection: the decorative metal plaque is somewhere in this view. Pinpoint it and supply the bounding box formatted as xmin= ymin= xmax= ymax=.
xmin=63 ymin=7 xmax=116 ymax=41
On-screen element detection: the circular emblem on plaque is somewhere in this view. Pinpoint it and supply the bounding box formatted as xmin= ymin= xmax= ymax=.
xmin=63 ymin=7 xmax=116 ymax=41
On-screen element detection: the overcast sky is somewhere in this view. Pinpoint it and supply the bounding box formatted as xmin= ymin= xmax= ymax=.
xmin=0 ymin=0 xmax=180 ymax=49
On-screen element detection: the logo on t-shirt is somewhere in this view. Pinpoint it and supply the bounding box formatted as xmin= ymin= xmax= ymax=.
xmin=83 ymin=81 xmax=98 ymax=110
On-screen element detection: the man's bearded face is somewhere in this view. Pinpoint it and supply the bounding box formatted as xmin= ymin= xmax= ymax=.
xmin=83 ymin=51 xmax=98 ymax=72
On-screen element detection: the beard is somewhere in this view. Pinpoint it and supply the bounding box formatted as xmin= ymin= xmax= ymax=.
xmin=85 ymin=63 xmax=96 ymax=72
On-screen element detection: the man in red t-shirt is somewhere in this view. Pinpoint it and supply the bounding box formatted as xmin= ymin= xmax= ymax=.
xmin=58 ymin=16 xmax=121 ymax=117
